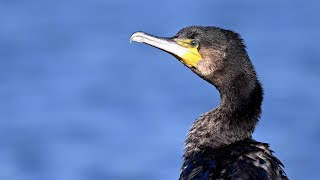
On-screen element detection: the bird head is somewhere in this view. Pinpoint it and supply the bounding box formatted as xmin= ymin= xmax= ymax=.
xmin=130 ymin=26 xmax=256 ymax=91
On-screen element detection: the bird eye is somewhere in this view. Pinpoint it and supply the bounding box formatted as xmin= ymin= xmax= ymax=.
xmin=190 ymin=40 xmax=199 ymax=48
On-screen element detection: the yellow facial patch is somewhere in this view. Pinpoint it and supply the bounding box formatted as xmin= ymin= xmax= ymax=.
xmin=174 ymin=39 xmax=202 ymax=67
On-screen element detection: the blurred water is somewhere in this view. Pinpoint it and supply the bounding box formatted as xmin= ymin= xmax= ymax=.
xmin=0 ymin=0 xmax=319 ymax=179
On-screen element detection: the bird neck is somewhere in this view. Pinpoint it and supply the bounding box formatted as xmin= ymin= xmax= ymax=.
xmin=184 ymin=78 xmax=263 ymax=157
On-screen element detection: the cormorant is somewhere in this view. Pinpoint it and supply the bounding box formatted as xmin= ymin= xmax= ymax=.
xmin=130 ymin=26 xmax=288 ymax=180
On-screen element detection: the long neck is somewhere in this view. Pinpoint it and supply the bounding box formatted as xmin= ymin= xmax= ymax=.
xmin=184 ymin=77 xmax=263 ymax=157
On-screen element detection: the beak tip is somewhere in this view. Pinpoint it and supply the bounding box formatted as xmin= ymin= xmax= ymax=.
xmin=130 ymin=31 xmax=146 ymax=43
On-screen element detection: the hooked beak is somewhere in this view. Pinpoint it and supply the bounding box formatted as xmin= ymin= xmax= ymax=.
xmin=130 ymin=32 xmax=202 ymax=67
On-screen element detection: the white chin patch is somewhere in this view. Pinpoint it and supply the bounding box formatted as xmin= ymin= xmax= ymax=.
xmin=196 ymin=60 xmax=214 ymax=76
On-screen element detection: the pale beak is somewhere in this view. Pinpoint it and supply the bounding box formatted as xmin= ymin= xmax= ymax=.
xmin=130 ymin=31 xmax=202 ymax=67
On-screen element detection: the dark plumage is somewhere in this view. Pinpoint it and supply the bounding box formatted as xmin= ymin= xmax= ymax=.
xmin=131 ymin=26 xmax=288 ymax=180
xmin=180 ymin=139 xmax=287 ymax=180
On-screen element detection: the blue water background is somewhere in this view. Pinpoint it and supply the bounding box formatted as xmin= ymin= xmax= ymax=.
xmin=0 ymin=0 xmax=319 ymax=179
